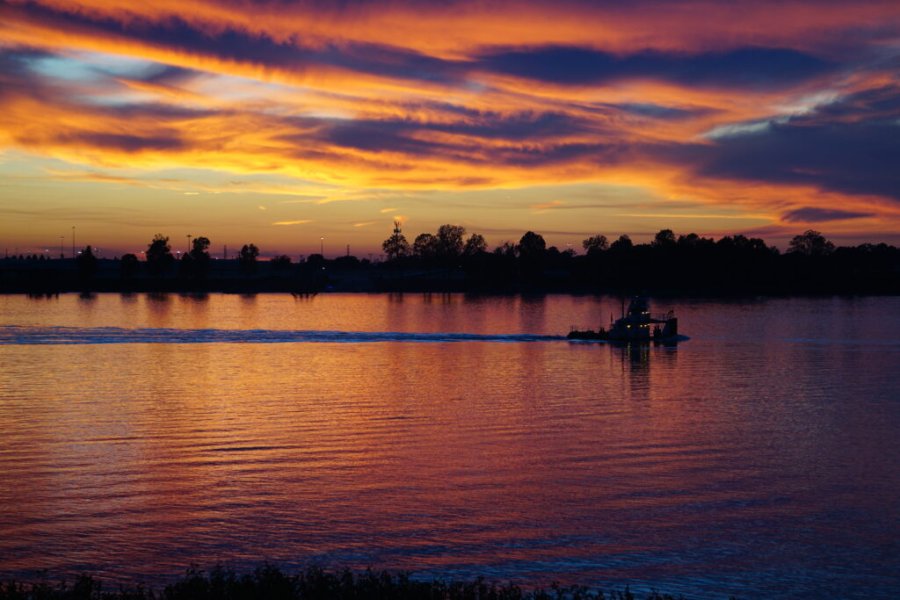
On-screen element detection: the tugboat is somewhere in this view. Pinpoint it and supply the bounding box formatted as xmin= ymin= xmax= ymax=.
xmin=568 ymin=296 xmax=679 ymax=343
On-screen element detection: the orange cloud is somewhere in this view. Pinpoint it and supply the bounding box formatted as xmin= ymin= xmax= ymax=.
xmin=1 ymin=0 xmax=898 ymax=251
xmin=272 ymin=220 xmax=312 ymax=226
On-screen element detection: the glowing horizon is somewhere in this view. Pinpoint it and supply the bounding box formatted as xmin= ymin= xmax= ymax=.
xmin=1 ymin=0 xmax=899 ymax=257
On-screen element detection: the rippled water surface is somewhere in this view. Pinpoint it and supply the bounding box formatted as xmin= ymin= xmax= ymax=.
xmin=1 ymin=294 xmax=898 ymax=599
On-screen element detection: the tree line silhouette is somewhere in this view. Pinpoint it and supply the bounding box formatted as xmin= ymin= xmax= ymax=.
xmin=376 ymin=223 xmax=898 ymax=294
xmin=1 ymin=227 xmax=898 ymax=294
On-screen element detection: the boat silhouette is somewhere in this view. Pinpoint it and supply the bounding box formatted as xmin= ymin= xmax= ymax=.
xmin=568 ymin=296 xmax=680 ymax=343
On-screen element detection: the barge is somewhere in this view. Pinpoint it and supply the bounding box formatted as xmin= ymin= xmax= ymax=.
xmin=568 ymin=296 xmax=680 ymax=343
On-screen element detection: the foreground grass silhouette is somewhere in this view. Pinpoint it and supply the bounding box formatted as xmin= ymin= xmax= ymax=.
xmin=0 ymin=565 xmax=710 ymax=600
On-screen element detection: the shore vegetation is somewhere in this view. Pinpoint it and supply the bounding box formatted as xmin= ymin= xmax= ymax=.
xmin=0 ymin=565 xmax=723 ymax=600
xmin=2 ymin=228 xmax=897 ymax=295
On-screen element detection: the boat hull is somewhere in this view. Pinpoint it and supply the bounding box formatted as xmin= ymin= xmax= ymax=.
xmin=567 ymin=317 xmax=680 ymax=343
xmin=566 ymin=330 xmax=682 ymax=344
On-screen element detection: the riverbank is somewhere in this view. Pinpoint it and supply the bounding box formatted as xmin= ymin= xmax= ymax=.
xmin=0 ymin=566 xmax=719 ymax=600
xmin=1 ymin=252 xmax=899 ymax=295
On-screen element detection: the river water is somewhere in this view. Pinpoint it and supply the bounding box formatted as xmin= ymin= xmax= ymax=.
xmin=1 ymin=293 xmax=898 ymax=599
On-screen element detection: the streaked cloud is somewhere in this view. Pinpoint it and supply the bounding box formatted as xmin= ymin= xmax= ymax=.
xmin=1 ymin=0 xmax=898 ymax=252
xmin=272 ymin=220 xmax=312 ymax=226
xmin=477 ymin=46 xmax=833 ymax=88
xmin=782 ymin=208 xmax=875 ymax=223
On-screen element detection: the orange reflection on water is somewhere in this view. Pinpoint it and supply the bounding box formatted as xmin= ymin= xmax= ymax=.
xmin=1 ymin=294 xmax=899 ymax=597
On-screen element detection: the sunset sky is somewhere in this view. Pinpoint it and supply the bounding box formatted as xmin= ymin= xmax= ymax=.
xmin=1 ymin=0 xmax=898 ymax=258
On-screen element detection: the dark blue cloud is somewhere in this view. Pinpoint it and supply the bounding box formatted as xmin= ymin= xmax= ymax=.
xmin=5 ymin=1 xmax=464 ymax=85
xmin=140 ymin=65 xmax=201 ymax=86
xmin=477 ymin=46 xmax=833 ymax=88
xmin=811 ymin=84 xmax=900 ymax=121
xmin=489 ymin=142 xmax=621 ymax=167
xmin=606 ymin=102 xmax=713 ymax=120
xmin=57 ymin=132 xmax=187 ymax=153
xmin=274 ymin=113 xmax=624 ymax=173
xmin=4 ymin=2 xmax=836 ymax=92
xmin=430 ymin=111 xmax=595 ymax=140
xmin=323 ymin=121 xmax=444 ymax=155
xmin=0 ymin=47 xmax=220 ymax=124
xmin=0 ymin=48 xmax=56 ymax=97
xmin=280 ymin=111 xmax=600 ymax=159
xmin=782 ymin=208 xmax=874 ymax=222
xmin=696 ymin=86 xmax=900 ymax=201
xmin=700 ymin=122 xmax=898 ymax=198
xmin=103 ymin=102 xmax=220 ymax=121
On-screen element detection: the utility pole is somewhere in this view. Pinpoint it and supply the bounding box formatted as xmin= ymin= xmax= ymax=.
xmin=59 ymin=236 xmax=64 ymax=259
xmin=223 ymin=245 xmax=228 ymax=260
xmin=346 ymin=244 xmax=350 ymax=257
xmin=187 ymin=234 xmax=192 ymax=254
xmin=71 ymin=226 xmax=76 ymax=258
xmin=320 ymin=236 xmax=324 ymax=256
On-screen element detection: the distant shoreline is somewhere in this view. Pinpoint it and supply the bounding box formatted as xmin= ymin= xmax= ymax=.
xmin=2 ymin=251 xmax=898 ymax=296
xmin=0 ymin=565 xmax=722 ymax=600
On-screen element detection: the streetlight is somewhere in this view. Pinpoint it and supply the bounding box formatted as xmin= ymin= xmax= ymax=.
xmin=320 ymin=236 xmax=324 ymax=256
xmin=71 ymin=226 xmax=75 ymax=258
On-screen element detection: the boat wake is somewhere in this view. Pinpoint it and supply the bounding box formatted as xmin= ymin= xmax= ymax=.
xmin=0 ymin=325 xmax=565 ymax=345
xmin=566 ymin=334 xmax=691 ymax=344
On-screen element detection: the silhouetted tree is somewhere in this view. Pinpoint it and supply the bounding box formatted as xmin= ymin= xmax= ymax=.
xmin=239 ymin=243 xmax=260 ymax=273
xmin=178 ymin=252 xmax=194 ymax=278
xmin=306 ymin=253 xmax=325 ymax=267
xmin=653 ymin=229 xmax=676 ymax=248
xmin=382 ymin=220 xmax=410 ymax=260
xmin=412 ymin=233 xmax=438 ymax=259
xmin=516 ymin=231 xmax=547 ymax=284
xmin=610 ymin=234 xmax=633 ymax=252
xmin=333 ymin=255 xmax=361 ymax=269
xmin=788 ymin=230 xmax=835 ymax=256
xmin=517 ymin=231 xmax=546 ymax=261
xmin=146 ymin=234 xmax=174 ymax=276
xmin=677 ymin=233 xmax=699 ymax=247
xmin=190 ymin=236 xmax=211 ymax=260
xmin=493 ymin=241 xmax=517 ymax=257
xmin=184 ymin=236 xmax=211 ymax=279
xmin=271 ymin=255 xmax=292 ymax=269
xmin=436 ymin=224 xmax=466 ymax=259
xmin=75 ymin=245 xmax=97 ymax=280
xmin=582 ymin=234 xmax=609 ymax=255
xmin=463 ymin=233 xmax=487 ymax=256
xmin=120 ymin=253 xmax=139 ymax=279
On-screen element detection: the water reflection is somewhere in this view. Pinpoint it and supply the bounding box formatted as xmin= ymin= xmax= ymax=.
xmin=27 ymin=292 xmax=60 ymax=300
xmin=179 ymin=291 xmax=209 ymax=301
xmin=0 ymin=294 xmax=898 ymax=600
xmin=145 ymin=293 xmax=173 ymax=328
